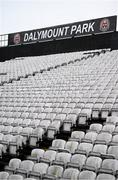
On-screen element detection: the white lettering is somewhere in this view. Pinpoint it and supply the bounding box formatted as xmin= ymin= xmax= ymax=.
xmin=33 ymin=32 xmax=37 ymax=41
xmin=24 ymin=33 xmax=29 ymax=42
xmin=75 ymin=25 xmax=82 ymax=34
xmin=64 ymin=26 xmax=70 ymax=35
xmin=41 ymin=30 xmax=48 ymax=39
xmin=48 ymin=29 xmax=53 ymax=38
xmin=37 ymin=31 xmax=42 ymax=39
xmin=28 ymin=32 xmax=34 ymax=41
xmin=53 ymin=28 xmax=59 ymax=38
xmin=70 ymin=25 xmax=77 ymax=35
xmin=82 ymin=23 xmax=88 ymax=33
xmin=58 ymin=27 xmax=65 ymax=36
xmin=88 ymin=22 xmax=95 ymax=32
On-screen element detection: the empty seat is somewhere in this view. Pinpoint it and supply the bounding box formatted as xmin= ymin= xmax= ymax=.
xmin=77 ymin=108 xmax=91 ymax=126
xmin=8 ymin=174 xmax=24 ymax=180
xmin=40 ymin=150 xmax=57 ymax=164
xmin=101 ymin=124 xmax=115 ymax=133
xmin=111 ymin=134 xmax=118 ymax=144
xmin=76 ymin=142 xmax=93 ymax=155
xmin=107 ymin=145 xmax=118 ymax=159
xmin=82 ymin=131 xmax=98 ymax=143
xmin=1 ymin=134 xmax=14 ymax=153
xmin=99 ymin=159 xmax=118 ymax=175
xmin=9 ymin=135 xmax=24 ymax=155
xmin=5 ymin=158 xmax=21 ymax=174
xmin=92 ymin=103 xmax=103 ymax=119
xmin=0 ymin=125 xmax=5 ymax=133
xmin=49 ymin=139 xmax=66 ymax=151
xmin=11 ymin=126 xmax=23 ymax=135
xmin=95 ymin=132 xmax=112 ymax=144
xmin=69 ymin=131 xmax=85 ymax=142
xmin=39 ymin=120 xmax=51 ymax=130
xmin=27 ymin=148 xmax=45 ymax=163
xmin=106 ymin=116 xmax=118 ymax=125
xmin=15 ymin=160 xmax=34 ymax=178
xmin=2 ymin=125 xmax=13 ymax=134
xmin=0 ymin=171 xmax=9 ymax=180
xmin=90 ymin=144 xmax=107 ymax=157
xmin=67 ymin=153 xmax=86 ymax=170
xmin=29 ymin=119 xmax=40 ymax=128
xmin=79 ymin=170 xmax=96 ymax=180
xmin=63 ymin=113 xmax=77 ymax=132
xmin=63 ymin=141 xmax=78 ymax=154
xmin=53 ymin=152 xmax=71 ymax=167
xmin=20 ymin=119 xmax=31 ymax=127
xmin=43 ymin=165 xmax=63 ymax=179
xmin=0 ymin=132 xmax=4 ymax=140
xmin=89 ymin=123 xmax=102 ymax=133
xmin=29 ymin=127 xmax=45 ymax=147
xmin=29 ymin=162 xmax=49 ymax=179
xmin=83 ymin=156 xmax=102 ymax=172
xmin=21 ymin=127 xmax=33 ymax=145
xmin=47 ymin=120 xmax=61 ymax=139
xmin=11 ymin=118 xmax=23 ymax=127
xmin=96 ymin=173 xmax=115 ymax=180
xmin=61 ymin=168 xmax=80 ymax=180
xmin=113 ymin=126 xmax=118 ymax=134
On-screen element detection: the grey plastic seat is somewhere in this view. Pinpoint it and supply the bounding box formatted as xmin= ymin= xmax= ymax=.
xmin=63 ymin=113 xmax=77 ymax=132
xmin=96 ymin=173 xmax=115 ymax=180
xmin=90 ymin=144 xmax=107 ymax=157
xmin=111 ymin=134 xmax=118 ymax=144
xmin=78 ymin=170 xmax=96 ymax=180
xmin=89 ymin=123 xmax=102 ymax=133
xmin=67 ymin=153 xmax=86 ymax=170
xmin=40 ymin=150 xmax=57 ymax=164
xmin=5 ymin=158 xmax=21 ymax=174
xmin=29 ymin=127 xmax=45 ymax=147
xmin=8 ymin=174 xmax=24 ymax=180
xmin=106 ymin=116 xmax=118 ymax=125
xmin=47 ymin=120 xmax=61 ymax=139
xmin=101 ymin=124 xmax=115 ymax=133
xmin=0 ymin=171 xmax=9 ymax=180
xmin=107 ymin=145 xmax=118 ymax=159
xmin=82 ymin=131 xmax=98 ymax=143
xmin=15 ymin=160 xmax=34 ymax=178
xmin=21 ymin=127 xmax=33 ymax=145
xmin=53 ymin=152 xmax=71 ymax=167
xmin=29 ymin=162 xmax=49 ymax=179
xmin=95 ymin=132 xmax=112 ymax=144
xmin=43 ymin=165 xmax=63 ymax=179
xmin=49 ymin=139 xmax=66 ymax=151
xmin=83 ymin=156 xmax=102 ymax=172
xmin=99 ymin=159 xmax=118 ymax=175
xmin=28 ymin=148 xmax=45 ymax=163
xmin=64 ymin=141 xmax=79 ymax=153
xmin=11 ymin=126 xmax=23 ymax=135
xmin=61 ymin=168 xmax=80 ymax=180
xmin=69 ymin=131 xmax=85 ymax=142
xmin=76 ymin=142 xmax=93 ymax=155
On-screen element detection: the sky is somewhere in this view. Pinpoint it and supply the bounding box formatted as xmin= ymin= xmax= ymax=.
xmin=0 ymin=0 xmax=118 ymax=35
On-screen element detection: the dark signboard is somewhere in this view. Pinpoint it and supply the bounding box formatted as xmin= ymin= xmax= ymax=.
xmin=8 ymin=16 xmax=117 ymax=46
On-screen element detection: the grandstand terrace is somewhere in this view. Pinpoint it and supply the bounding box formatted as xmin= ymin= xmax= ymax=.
xmin=0 ymin=16 xmax=118 ymax=180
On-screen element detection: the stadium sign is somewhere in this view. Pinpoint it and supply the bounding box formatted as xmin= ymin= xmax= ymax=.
xmin=8 ymin=16 xmax=117 ymax=46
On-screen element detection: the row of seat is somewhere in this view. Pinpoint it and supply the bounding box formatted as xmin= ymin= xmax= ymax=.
xmin=0 ymin=51 xmax=118 ymax=127
xmin=0 ymin=51 xmax=85 ymax=85
xmin=0 ymin=170 xmax=116 ymax=180
xmin=3 ymin=158 xmax=118 ymax=179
